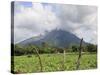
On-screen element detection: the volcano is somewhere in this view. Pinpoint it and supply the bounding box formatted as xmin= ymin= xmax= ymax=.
xmin=18 ymin=29 xmax=86 ymax=48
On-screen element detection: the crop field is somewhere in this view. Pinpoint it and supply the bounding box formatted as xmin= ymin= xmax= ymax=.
xmin=12 ymin=53 xmax=97 ymax=73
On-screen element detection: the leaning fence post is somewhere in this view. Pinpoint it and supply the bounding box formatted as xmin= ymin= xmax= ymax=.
xmin=33 ymin=47 xmax=43 ymax=72
xmin=61 ymin=49 xmax=66 ymax=71
xmin=63 ymin=49 xmax=66 ymax=70
xmin=76 ymin=38 xmax=83 ymax=70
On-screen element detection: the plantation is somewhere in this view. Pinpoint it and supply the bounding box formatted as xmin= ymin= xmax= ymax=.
xmin=11 ymin=40 xmax=97 ymax=74
xmin=12 ymin=53 xmax=97 ymax=73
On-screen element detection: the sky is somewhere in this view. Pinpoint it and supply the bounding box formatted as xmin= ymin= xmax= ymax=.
xmin=13 ymin=1 xmax=98 ymax=44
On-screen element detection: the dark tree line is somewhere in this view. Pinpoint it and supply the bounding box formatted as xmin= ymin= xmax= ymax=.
xmin=71 ymin=44 xmax=97 ymax=52
xmin=13 ymin=42 xmax=97 ymax=56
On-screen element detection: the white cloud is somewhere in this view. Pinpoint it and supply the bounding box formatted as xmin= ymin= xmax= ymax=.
xmin=53 ymin=4 xmax=97 ymax=44
xmin=14 ymin=3 xmax=60 ymax=43
xmin=13 ymin=2 xmax=97 ymax=44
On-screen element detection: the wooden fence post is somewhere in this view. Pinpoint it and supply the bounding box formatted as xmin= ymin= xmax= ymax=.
xmin=61 ymin=49 xmax=66 ymax=71
xmin=76 ymin=38 xmax=83 ymax=70
xmin=33 ymin=47 xmax=43 ymax=72
xmin=63 ymin=49 xmax=66 ymax=70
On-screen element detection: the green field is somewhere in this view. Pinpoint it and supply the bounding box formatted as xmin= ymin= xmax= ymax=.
xmin=12 ymin=53 xmax=97 ymax=73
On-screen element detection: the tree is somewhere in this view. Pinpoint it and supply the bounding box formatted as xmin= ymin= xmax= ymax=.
xmin=72 ymin=45 xmax=78 ymax=52
xmin=14 ymin=44 xmax=25 ymax=56
xmin=41 ymin=42 xmax=54 ymax=53
xmin=86 ymin=44 xmax=97 ymax=52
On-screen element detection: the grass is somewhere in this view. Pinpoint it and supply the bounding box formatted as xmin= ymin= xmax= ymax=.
xmin=12 ymin=52 xmax=97 ymax=73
